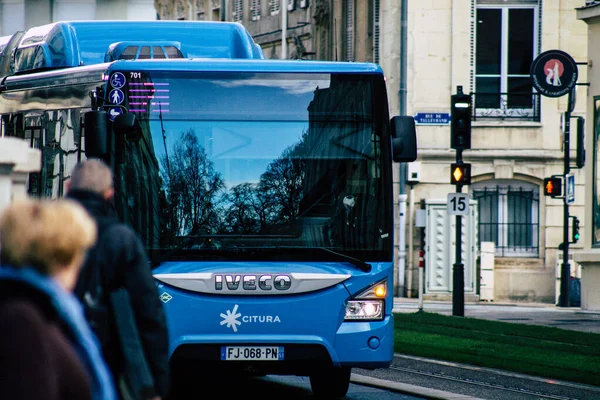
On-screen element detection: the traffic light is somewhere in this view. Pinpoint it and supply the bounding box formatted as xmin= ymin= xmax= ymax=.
xmin=572 ymin=217 xmax=580 ymax=243
xmin=450 ymin=86 xmax=472 ymax=150
xmin=450 ymin=162 xmax=471 ymax=185
xmin=543 ymin=176 xmax=562 ymax=197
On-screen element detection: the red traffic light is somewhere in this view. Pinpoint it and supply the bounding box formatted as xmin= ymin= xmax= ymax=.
xmin=543 ymin=177 xmax=562 ymax=197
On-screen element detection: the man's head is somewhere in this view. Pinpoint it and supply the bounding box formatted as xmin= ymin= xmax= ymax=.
xmin=67 ymin=158 xmax=114 ymax=200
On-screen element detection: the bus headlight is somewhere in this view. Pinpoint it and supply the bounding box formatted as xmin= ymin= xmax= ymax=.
xmin=344 ymin=279 xmax=387 ymax=321
xmin=344 ymin=300 xmax=384 ymax=320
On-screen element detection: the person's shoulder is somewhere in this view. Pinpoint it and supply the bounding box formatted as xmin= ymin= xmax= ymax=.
xmin=0 ymin=298 xmax=48 ymax=332
xmin=100 ymin=221 xmax=143 ymax=250
xmin=104 ymin=221 xmax=137 ymax=238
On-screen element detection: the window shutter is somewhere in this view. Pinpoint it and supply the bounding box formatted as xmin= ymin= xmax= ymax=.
xmin=270 ymin=0 xmax=280 ymax=15
xmin=346 ymin=0 xmax=354 ymax=61
xmin=300 ymin=0 xmax=308 ymax=8
xmin=252 ymin=0 xmax=261 ymax=21
xmin=288 ymin=0 xmax=295 ymax=11
xmin=233 ymin=0 xmax=243 ymax=22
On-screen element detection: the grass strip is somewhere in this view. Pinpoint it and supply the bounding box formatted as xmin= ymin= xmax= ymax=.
xmin=393 ymin=312 xmax=600 ymax=386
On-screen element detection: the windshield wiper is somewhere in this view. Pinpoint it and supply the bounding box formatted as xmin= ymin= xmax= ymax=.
xmin=152 ymin=234 xmax=298 ymax=267
xmin=274 ymin=246 xmax=372 ymax=272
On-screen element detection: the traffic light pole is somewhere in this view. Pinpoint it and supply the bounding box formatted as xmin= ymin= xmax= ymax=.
xmin=559 ymin=91 xmax=572 ymax=307
xmin=453 ymin=149 xmax=465 ymax=317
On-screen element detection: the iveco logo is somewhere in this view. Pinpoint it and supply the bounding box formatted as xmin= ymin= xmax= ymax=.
xmin=215 ymin=274 xmax=292 ymax=291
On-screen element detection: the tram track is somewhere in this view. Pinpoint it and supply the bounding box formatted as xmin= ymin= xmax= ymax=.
xmin=388 ymin=365 xmax=578 ymax=400
xmin=355 ymin=354 xmax=600 ymax=400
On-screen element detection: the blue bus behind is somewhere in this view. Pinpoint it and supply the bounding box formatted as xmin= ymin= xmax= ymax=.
xmin=0 ymin=20 xmax=417 ymax=398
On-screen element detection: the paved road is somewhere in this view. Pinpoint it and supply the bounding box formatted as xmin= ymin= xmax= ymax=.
xmin=393 ymin=298 xmax=600 ymax=333
xmin=169 ymin=373 xmax=427 ymax=399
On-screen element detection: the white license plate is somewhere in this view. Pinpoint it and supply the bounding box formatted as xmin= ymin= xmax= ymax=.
xmin=221 ymin=346 xmax=284 ymax=361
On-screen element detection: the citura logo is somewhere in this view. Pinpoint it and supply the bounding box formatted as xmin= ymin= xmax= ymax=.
xmin=220 ymin=304 xmax=242 ymax=332
xmin=219 ymin=304 xmax=281 ymax=333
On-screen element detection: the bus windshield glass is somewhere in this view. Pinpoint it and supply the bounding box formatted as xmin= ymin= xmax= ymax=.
xmin=115 ymin=71 xmax=392 ymax=262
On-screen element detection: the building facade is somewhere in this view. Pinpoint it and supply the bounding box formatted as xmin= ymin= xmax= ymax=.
xmin=575 ymin=1 xmax=600 ymax=311
xmin=5 ymin=0 xmax=581 ymax=304
xmin=154 ymin=0 xmax=589 ymax=304
xmin=0 ymin=0 xmax=157 ymax=36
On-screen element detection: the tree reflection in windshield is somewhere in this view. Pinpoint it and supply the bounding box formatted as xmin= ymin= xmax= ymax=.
xmin=161 ymin=129 xmax=307 ymax=238
xmin=117 ymin=71 xmax=392 ymax=260
xmin=160 ymin=129 xmax=224 ymax=239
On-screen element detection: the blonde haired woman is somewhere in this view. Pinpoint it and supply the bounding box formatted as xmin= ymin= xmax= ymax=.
xmin=0 ymin=199 xmax=116 ymax=400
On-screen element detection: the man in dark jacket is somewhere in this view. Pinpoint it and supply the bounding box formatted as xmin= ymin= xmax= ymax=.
xmin=66 ymin=158 xmax=169 ymax=400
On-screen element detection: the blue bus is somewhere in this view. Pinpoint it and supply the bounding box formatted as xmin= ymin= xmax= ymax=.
xmin=0 ymin=20 xmax=417 ymax=397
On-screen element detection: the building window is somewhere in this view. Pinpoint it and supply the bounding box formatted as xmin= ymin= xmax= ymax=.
xmin=233 ymin=0 xmax=243 ymax=22
xmin=472 ymin=180 xmax=539 ymax=257
xmin=474 ymin=1 xmax=540 ymax=120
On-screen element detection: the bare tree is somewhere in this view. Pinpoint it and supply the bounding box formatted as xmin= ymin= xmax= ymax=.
xmin=259 ymin=140 xmax=307 ymax=225
xmin=161 ymin=129 xmax=224 ymax=236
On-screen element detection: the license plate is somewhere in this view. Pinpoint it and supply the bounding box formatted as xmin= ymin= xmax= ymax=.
xmin=221 ymin=346 xmax=284 ymax=361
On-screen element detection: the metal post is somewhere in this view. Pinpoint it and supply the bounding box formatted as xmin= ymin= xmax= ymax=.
xmin=453 ymin=149 xmax=465 ymax=316
xmin=397 ymin=194 xmax=407 ymax=296
xmin=281 ymin=0 xmax=288 ymax=59
xmin=559 ymin=92 xmax=573 ymax=307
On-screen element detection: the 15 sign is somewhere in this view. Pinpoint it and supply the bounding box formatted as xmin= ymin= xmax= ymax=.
xmin=447 ymin=193 xmax=470 ymax=215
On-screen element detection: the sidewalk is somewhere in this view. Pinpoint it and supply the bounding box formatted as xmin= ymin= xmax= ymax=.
xmin=393 ymin=297 xmax=600 ymax=334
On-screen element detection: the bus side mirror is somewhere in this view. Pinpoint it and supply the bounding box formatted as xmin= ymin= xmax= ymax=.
xmin=391 ymin=116 xmax=417 ymax=162
xmin=84 ymin=110 xmax=109 ymax=160
xmin=114 ymin=113 xmax=142 ymax=142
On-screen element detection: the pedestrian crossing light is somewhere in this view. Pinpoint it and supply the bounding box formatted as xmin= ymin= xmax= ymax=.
xmin=543 ymin=176 xmax=562 ymax=197
xmin=450 ymin=163 xmax=471 ymax=185
xmin=572 ymin=217 xmax=580 ymax=243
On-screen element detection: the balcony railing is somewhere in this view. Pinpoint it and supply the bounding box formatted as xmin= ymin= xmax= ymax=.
xmin=471 ymin=92 xmax=541 ymax=122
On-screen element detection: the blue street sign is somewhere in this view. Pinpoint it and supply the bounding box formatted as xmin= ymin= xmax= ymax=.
xmin=567 ymin=173 xmax=575 ymax=205
xmin=414 ymin=112 xmax=450 ymax=125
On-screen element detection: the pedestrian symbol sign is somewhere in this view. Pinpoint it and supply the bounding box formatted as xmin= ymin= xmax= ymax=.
xmin=566 ymin=173 xmax=575 ymax=205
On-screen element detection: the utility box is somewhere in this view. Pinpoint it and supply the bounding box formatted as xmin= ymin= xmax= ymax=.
xmin=480 ymin=242 xmax=495 ymax=301
xmin=407 ymin=161 xmax=421 ymax=183
xmin=424 ymin=198 xmax=478 ymax=295
xmin=555 ymin=251 xmax=581 ymax=304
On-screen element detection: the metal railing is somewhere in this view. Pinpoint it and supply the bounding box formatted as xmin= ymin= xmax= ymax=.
xmin=471 ymin=92 xmax=541 ymax=122
xmin=473 ymin=188 xmax=539 ymax=257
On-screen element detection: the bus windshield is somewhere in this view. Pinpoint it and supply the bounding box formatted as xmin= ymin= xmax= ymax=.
xmin=114 ymin=71 xmax=393 ymax=262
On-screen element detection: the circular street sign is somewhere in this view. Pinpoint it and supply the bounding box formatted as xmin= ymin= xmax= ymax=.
xmin=530 ymin=49 xmax=578 ymax=98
